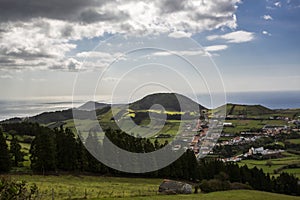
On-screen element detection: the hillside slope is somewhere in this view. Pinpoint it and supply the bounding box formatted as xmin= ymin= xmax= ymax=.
xmin=226 ymin=103 xmax=273 ymax=116
xmin=130 ymin=93 xmax=206 ymax=112
xmin=78 ymin=101 xmax=108 ymax=111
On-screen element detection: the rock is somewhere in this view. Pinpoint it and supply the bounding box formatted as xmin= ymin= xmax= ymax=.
xmin=158 ymin=179 xmax=192 ymax=194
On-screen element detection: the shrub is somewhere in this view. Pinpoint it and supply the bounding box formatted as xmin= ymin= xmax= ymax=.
xmin=0 ymin=177 xmax=38 ymax=200
xmin=230 ymin=182 xmax=253 ymax=190
xmin=199 ymin=179 xmax=230 ymax=193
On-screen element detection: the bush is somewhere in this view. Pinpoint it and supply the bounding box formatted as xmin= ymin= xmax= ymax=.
xmin=199 ymin=179 xmax=230 ymax=193
xmin=0 ymin=177 xmax=38 ymax=200
xmin=230 ymin=182 xmax=253 ymax=190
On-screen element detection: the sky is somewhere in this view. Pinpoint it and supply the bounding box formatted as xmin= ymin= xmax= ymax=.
xmin=0 ymin=0 xmax=299 ymax=103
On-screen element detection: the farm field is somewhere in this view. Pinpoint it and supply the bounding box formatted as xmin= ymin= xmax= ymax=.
xmin=287 ymin=139 xmax=300 ymax=144
xmin=239 ymin=152 xmax=300 ymax=178
xmin=222 ymin=119 xmax=288 ymax=134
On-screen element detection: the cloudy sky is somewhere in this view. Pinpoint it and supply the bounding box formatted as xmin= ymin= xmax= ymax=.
xmin=0 ymin=0 xmax=299 ymax=102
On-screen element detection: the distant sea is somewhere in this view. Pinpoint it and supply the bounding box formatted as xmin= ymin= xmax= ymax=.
xmin=226 ymin=91 xmax=300 ymax=109
xmin=0 ymin=91 xmax=299 ymax=121
xmin=0 ymin=99 xmax=84 ymax=121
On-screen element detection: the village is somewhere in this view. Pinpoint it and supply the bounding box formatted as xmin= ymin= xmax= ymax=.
xmin=171 ymin=112 xmax=300 ymax=163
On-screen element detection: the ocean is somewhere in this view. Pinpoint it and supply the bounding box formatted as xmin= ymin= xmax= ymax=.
xmin=0 ymin=91 xmax=299 ymax=121
xmin=0 ymin=99 xmax=84 ymax=121
xmin=226 ymin=91 xmax=300 ymax=109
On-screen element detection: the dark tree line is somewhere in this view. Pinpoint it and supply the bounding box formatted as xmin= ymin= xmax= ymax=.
xmin=0 ymin=129 xmax=25 ymax=171
xmin=197 ymin=159 xmax=299 ymax=195
xmin=2 ymin=122 xmax=41 ymax=136
xmin=10 ymin=135 xmax=25 ymax=167
xmin=0 ymin=129 xmax=10 ymax=172
xmin=0 ymin=123 xmax=299 ymax=196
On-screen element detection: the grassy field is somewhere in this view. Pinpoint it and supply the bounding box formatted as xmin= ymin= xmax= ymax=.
xmin=7 ymin=175 xmax=162 ymax=200
xmin=6 ymin=139 xmax=31 ymax=169
xmin=100 ymin=190 xmax=300 ymax=200
xmin=4 ymin=175 xmax=300 ymax=200
xmin=282 ymin=168 xmax=300 ymax=176
xmin=222 ymin=119 xmax=288 ymax=134
xmin=239 ymin=152 xmax=300 ymax=178
xmin=287 ymin=139 xmax=300 ymax=144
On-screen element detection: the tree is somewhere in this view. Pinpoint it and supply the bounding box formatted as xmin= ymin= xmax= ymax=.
xmin=75 ymin=134 xmax=88 ymax=172
xmin=85 ymin=131 xmax=107 ymax=173
xmin=30 ymin=127 xmax=56 ymax=173
xmin=10 ymin=136 xmax=24 ymax=167
xmin=55 ymin=127 xmax=77 ymax=171
xmin=0 ymin=129 xmax=11 ymax=172
xmin=266 ymin=160 xmax=273 ymax=168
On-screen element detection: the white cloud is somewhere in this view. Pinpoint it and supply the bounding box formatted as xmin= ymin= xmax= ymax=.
xmin=263 ymin=15 xmax=273 ymax=20
xmin=204 ymin=45 xmax=228 ymax=52
xmin=207 ymin=30 xmax=255 ymax=43
xmin=266 ymin=0 xmax=283 ymax=9
xmin=102 ymin=77 xmax=119 ymax=82
xmin=168 ymin=31 xmax=192 ymax=38
xmin=76 ymin=51 xmax=123 ymax=59
xmin=0 ymin=19 xmax=80 ymax=71
xmin=152 ymin=50 xmax=205 ymax=57
xmin=75 ymin=51 xmax=127 ymax=70
xmin=262 ymin=30 xmax=272 ymax=36
xmin=0 ymin=75 xmax=13 ymax=79
xmin=0 ymin=0 xmax=242 ymax=71
xmin=274 ymin=2 xmax=282 ymax=7
xmin=31 ymin=78 xmax=46 ymax=82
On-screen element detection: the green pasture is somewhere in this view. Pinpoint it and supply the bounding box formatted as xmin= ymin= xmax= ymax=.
xmin=101 ymin=190 xmax=300 ymax=200
xmin=239 ymin=152 xmax=300 ymax=178
xmin=4 ymin=175 xmax=300 ymax=200
xmin=6 ymin=175 xmax=161 ymax=200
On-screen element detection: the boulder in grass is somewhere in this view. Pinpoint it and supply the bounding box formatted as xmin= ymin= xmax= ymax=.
xmin=158 ymin=179 xmax=192 ymax=194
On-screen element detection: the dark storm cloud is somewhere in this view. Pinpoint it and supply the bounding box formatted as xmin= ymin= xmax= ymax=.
xmin=79 ymin=9 xmax=129 ymax=23
xmin=0 ymin=0 xmax=110 ymax=22
xmin=159 ymin=0 xmax=186 ymax=13
xmin=3 ymin=51 xmax=55 ymax=60
xmin=211 ymin=0 xmax=237 ymax=13
xmin=0 ymin=57 xmax=14 ymax=64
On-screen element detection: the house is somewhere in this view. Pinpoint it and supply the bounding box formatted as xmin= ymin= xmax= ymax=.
xmin=248 ymin=147 xmax=284 ymax=159
xmin=249 ymin=147 xmax=264 ymax=155
xmin=223 ymin=122 xmax=234 ymax=127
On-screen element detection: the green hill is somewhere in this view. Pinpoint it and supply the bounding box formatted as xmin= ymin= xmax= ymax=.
xmin=226 ymin=103 xmax=273 ymax=116
xmin=130 ymin=93 xmax=206 ymax=112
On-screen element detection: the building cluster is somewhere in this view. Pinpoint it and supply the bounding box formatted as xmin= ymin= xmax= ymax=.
xmin=170 ymin=112 xmax=298 ymax=161
xmin=246 ymin=147 xmax=284 ymax=157
xmin=262 ymin=125 xmax=289 ymax=135
xmin=216 ymin=135 xmax=262 ymax=147
xmin=220 ymin=147 xmax=285 ymax=162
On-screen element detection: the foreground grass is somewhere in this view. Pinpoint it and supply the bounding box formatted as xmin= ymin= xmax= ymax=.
xmin=5 ymin=175 xmax=300 ymax=200
xmin=7 ymin=175 xmax=161 ymax=200
xmin=99 ymin=190 xmax=300 ymax=200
